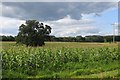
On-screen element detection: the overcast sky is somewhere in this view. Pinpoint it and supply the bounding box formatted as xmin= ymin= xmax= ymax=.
xmin=0 ymin=2 xmax=119 ymax=37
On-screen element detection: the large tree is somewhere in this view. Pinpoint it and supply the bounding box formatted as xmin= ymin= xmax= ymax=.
xmin=16 ymin=20 xmax=52 ymax=46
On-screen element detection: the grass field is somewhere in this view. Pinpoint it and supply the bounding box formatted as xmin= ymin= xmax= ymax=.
xmin=0 ymin=42 xmax=119 ymax=78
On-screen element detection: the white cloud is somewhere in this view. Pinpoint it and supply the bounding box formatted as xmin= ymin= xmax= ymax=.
xmin=1 ymin=14 xmax=100 ymax=37
xmin=44 ymin=14 xmax=100 ymax=37
xmin=96 ymin=22 xmax=119 ymax=36
xmin=112 ymin=22 xmax=119 ymax=27
xmin=1 ymin=13 xmax=118 ymax=37
xmin=0 ymin=16 xmax=25 ymax=36
xmin=55 ymin=15 xmax=94 ymax=25
xmin=113 ymin=22 xmax=120 ymax=35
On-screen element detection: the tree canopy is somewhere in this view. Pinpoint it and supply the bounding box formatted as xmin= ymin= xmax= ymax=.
xmin=16 ymin=20 xmax=52 ymax=46
xmin=1 ymin=35 xmax=120 ymax=42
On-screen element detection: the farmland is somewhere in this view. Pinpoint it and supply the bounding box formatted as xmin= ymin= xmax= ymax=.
xmin=0 ymin=42 xmax=120 ymax=78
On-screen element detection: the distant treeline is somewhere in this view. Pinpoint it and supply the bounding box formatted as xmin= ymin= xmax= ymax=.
xmin=0 ymin=35 xmax=120 ymax=42
xmin=0 ymin=36 xmax=15 ymax=41
xmin=48 ymin=35 xmax=120 ymax=42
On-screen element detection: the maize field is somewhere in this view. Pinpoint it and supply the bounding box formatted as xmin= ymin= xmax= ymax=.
xmin=0 ymin=42 xmax=120 ymax=78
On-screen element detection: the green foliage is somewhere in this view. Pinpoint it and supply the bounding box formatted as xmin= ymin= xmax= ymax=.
xmin=0 ymin=36 xmax=15 ymax=41
xmin=85 ymin=35 xmax=104 ymax=42
xmin=16 ymin=20 xmax=52 ymax=46
xmin=1 ymin=35 xmax=120 ymax=42
xmin=1 ymin=42 xmax=119 ymax=78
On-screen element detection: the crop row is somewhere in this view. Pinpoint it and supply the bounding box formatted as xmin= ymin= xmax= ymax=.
xmin=1 ymin=46 xmax=119 ymax=77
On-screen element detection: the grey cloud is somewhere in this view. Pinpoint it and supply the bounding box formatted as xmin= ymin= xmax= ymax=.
xmin=2 ymin=2 xmax=116 ymax=21
xmin=52 ymin=27 xmax=99 ymax=37
xmin=2 ymin=0 xmax=119 ymax=2
xmin=2 ymin=28 xmax=18 ymax=35
xmin=43 ymin=16 xmax=100 ymax=37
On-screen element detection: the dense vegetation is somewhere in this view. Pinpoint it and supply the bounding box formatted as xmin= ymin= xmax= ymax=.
xmin=0 ymin=36 xmax=15 ymax=41
xmin=1 ymin=35 xmax=120 ymax=42
xmin=16 ymin=20 xmax=51 ymax=46
xmin=49 ymin=35 xmax=120 ymax=42
xmin=1 ymin=42 xmax=119 ymax=78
